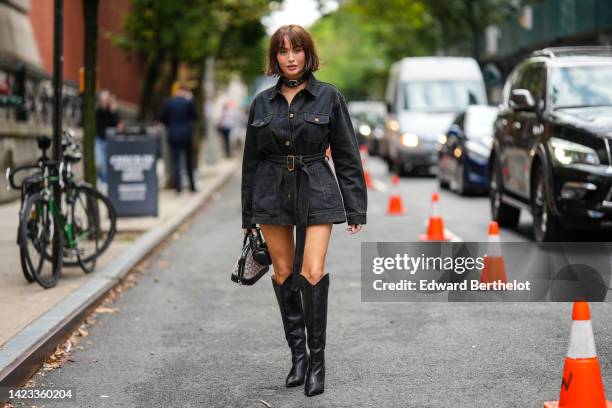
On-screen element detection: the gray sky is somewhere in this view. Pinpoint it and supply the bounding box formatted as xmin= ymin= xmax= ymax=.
xmin=262 ymin=0 xmax=338 ymax=35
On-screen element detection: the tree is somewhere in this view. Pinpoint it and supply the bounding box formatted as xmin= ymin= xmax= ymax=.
xmin=308 ymin=0 xmax=530 ymax=99
xmin=309 ymin=0 xmax=438 ymax=99
xmin=114 ymin=0 xmax=275 ymax=121
xmin=82 ymin=0 xmax=99 ymax=187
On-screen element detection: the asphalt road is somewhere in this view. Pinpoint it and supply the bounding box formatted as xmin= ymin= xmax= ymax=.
xmin=15 ymin=157 xmax=612 ymax=407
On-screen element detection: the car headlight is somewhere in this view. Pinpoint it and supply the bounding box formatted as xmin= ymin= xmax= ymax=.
xmin=465 ymin=140 xmax=491 ymax=160
xmin=438 ymin=134 xmax=447 ymax=145
xmin=359 ymin=124 xmax=371 ymax=137
xmin=387 ymin=119 xmax=400 ymax=132
xmin=549 ymin=137 xmax=600 ymax=166
xmin=401 ymin=133 xmax=419 ymax=147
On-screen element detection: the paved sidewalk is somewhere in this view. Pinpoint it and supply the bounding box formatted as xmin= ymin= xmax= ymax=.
xmin=0 ymin=157 xmax=239 ymax=349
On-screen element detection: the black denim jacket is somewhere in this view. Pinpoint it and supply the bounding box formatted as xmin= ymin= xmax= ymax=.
xmin=241 ymin=72 xmax=367 ymax=229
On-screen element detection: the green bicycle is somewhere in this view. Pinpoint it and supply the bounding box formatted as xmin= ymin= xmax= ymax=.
xmin=11 ymin=132 xmax=116 ymax=288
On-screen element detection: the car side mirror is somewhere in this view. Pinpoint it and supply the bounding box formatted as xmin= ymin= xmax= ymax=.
xmin=510 ymin=89 xmax=535 ymax=111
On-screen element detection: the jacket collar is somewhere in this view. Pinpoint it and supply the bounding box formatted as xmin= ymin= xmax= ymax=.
xmin=268 ymin=71 xmax=318 ymax=100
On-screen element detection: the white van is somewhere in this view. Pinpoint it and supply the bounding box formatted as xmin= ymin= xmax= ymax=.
xmin=381 ymin=57 xmax=487 ymax=175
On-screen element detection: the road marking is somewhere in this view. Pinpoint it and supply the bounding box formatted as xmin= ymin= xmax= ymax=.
xmin=372 ymin=179 xmax=388 ymax=192
xmin=445 ymin=228 xmax=463 ymax=242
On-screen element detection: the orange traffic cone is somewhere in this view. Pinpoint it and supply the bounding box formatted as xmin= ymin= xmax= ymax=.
xmin=386 ymin=175 xmax=406 ymax=215
xmin=418 ymin=192 xmax=448 ymax=241
xmin=544 ymin=302 xmax=612 ymax=408
xmin=480 ymin=221 xmax=507 ymax=284
xmin=359 ymin=145 xmax=373 ymax=190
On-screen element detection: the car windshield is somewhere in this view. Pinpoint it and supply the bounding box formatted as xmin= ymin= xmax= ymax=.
xmin=551 ymin=64 xmax=612 ymax=109
xmin=403 ymin=80 xmax=486 ymax=113
xmin=352 ymin=111 xmax=385 ymax=126
xmin=465 ymin=108 xmax=498 ymax=139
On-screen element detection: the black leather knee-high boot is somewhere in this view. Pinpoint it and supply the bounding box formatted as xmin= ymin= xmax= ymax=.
xmin=272 ymin=276 xmax=308 ymax=387
xmin=299 ymin=274 xmax=329 ymax=397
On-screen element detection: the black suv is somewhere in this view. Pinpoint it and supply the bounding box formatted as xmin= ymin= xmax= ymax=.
xmin=490 ymin=47 xmax=612 ymax=241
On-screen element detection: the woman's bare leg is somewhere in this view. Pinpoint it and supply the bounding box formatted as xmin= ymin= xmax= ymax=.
xmin=300 ymin=223 xmax=333 ymax=285
xmin=259 ymin=224 xmax=295 ymax=285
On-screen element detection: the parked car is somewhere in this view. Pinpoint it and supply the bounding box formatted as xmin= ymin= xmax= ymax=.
xmin=348 ymin=101 xmax=386 ymax=155
xmin=438 ymin=105 xmax=498 ymax=195
xmin=490 ymin=46 xmax=612 ymax=241
xmin=382 ymin=57 xmax=487 ymax=176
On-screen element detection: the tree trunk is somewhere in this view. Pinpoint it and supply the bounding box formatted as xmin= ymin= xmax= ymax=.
xmin=82 ymin=0 xmax=99 ymax=188
xmin=192 ymin=59 xmax=206 ymax=170
xmin=138 ymin=52 xmax=163 ymax=121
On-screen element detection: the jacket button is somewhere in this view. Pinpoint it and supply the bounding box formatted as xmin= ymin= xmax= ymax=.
xmin=284 ymin=140 xmax=291 ymax=146
xmin=289 ymin=112 xmax=294 ymax=119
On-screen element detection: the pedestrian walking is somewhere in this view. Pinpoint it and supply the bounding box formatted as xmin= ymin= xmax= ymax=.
xmin=159 ymin=86 xmax=198 ymax=193
xmin=95 ymin=90 xmax=122 ymax=183
xmin=241 ymin=24 xmax=367 ymax=397
xmin=217 ymin=101 xmax=237 ymax=158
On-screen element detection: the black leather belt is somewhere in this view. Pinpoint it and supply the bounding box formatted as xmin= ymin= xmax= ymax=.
xmin=265 ymin=152 xmax=328 ymax=291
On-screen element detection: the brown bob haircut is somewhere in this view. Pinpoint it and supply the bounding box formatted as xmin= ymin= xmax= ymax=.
xmin=266 ymin=24 xmax=320 ymax=76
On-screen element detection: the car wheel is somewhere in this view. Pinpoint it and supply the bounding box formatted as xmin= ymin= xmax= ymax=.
xmin=531 ymin=169 xmax=566 ymax=242
xmin=489 ymin=156 xmax=520 ymax=227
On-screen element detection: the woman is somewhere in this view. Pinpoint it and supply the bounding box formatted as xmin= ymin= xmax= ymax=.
xmin=241 ymin=24 xmax=367 ymax=397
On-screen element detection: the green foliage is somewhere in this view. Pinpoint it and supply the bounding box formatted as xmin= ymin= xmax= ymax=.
xmin=310 ymin=0 xmax=528 ymax=99
xmin=113 ymin=0 xmax=275 ymax=118
xmin=310 ymin=10 xmax=388 ymax=100
xmin=310 ymin=1 xmax=437 ymax=100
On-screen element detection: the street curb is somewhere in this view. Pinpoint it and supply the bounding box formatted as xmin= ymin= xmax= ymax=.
xmin=0 ymin=160 xmax=239 ymax=391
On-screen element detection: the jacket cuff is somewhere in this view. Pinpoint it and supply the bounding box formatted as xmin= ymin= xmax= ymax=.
xmin=242 ymin=216 xmax=255 ymax=229
xmin=346 ymin=212 xmax=366 ymax=226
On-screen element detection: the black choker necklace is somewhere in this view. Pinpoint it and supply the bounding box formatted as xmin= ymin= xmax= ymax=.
xmin=281 ymin=74 xmax=307 ymax=88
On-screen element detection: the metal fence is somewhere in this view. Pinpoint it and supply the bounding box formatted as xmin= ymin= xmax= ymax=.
xmin=0 ymin=52 xmax=81 ymax=127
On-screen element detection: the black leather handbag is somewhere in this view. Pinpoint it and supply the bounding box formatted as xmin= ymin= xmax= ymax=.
xmin=231 ymin=226 xmax=272 ymax=285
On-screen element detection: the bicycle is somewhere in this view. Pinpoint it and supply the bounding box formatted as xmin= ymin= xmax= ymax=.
xmin=7 ymin=136 xmax=52 ymax=283
xmin=7 ymin=130 xmax=117 ymax=288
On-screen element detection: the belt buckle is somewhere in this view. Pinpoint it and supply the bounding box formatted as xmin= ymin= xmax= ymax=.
xmin=287 ymin=155 xmax=295 ymax=172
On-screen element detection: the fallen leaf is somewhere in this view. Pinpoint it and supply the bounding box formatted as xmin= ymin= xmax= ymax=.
xmin=95 ymin=306 xmax=118 ymax=314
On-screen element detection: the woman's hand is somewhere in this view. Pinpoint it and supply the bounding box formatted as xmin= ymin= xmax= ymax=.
xmin=346 ymin=224 xmax=363 ymax=234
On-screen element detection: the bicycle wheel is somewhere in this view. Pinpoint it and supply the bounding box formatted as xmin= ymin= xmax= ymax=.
xmin=18 ymin=177 xmax=44 ymax=283
xmin=70 ymin=185 xmax=116 ymax=268
xmin=19 ymin=244 xmax=35 ymax=283
xmin=19 ymin=192 xmax=63 ymax=288
xmin=70 ymin=187 xmax=101 ymax=273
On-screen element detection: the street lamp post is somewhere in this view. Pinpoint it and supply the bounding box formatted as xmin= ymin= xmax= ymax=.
xmin=52 ymin=0 xmax=63 ymax=270
xmin=53 ymin=0 xmax=63 ymax=160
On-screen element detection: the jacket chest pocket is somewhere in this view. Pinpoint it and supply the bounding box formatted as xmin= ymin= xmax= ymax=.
xmin=302 ymin=113 xmax=329 ymax=145
xmin=250 ymin=114 xmax=274 ymax=149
